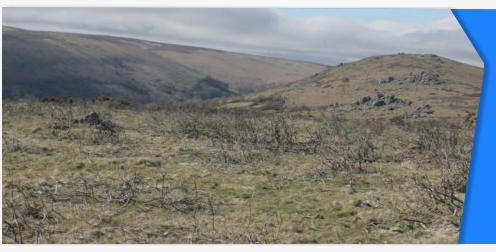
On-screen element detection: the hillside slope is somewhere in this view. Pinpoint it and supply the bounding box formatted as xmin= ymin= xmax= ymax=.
xmin=236 ymin=53 xmax=483 ymax=118
xmin=2 ymin=26 xmax=327 ymax=103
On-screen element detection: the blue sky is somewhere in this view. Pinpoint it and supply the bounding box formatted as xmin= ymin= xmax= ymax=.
xmin=278 ymin=8 xmax=453 ymax=23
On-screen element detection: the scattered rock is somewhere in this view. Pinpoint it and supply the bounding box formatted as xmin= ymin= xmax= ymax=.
xmin=74 ymin=112 xmax=118 ymax=134
xmin=315 ymin=214 xmax=325 ymax=219
xmin=379 ymin=76 xmax=394 ymax=84
xmin=408 ymin=104 xmax=434 ymax=118
xmin=360 ymin=96 xmax=371 ymax=104
xmin=75 ymin=112 xmax=102 ymax=126
xmin=384 ymin=95 xmax=397 ymax=104
xmin=373 ymin=100 xmax=386 ymax=107
xmin=386 ymin=104 xmax=401 ymax=111
xmin=407 ymin=71 xmax=443 ymax=85
xmin=354 ymin=200 xmax=373 ymax=208
xmin=354 ymin=92 xmax=412 ymax=110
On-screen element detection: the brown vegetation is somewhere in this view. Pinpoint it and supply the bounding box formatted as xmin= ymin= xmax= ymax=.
xmin=2 ymin=98 xmax=474 ymax=243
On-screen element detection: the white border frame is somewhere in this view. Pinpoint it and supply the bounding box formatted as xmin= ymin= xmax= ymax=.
xmin=2 ymin=0 xmax=496 ymax=250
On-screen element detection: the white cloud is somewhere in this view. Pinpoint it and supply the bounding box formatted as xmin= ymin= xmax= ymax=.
xmin=2 ymin=8 xmax=483 ymax=67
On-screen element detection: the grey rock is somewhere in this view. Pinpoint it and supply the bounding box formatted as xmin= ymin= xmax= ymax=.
xmin=384 ymin=95 xmax=397 ymax=104
xmin=75 ymin=112 xmax=102 ymax=125
xmin=408 ymin=104 xmax=435 ymax=118
xmin=74 ymin=112 xmax=117 ymax=134
xmin=353 ymin=92 xmax=413 ymax=111
xmin=408 ymin=71 xmax=443 ymax=85
xmin=379 ymin=76 xmax=394 ymax=84
xmin=373 ymin=100 xmax=386 ymax=107
xmin=354 ymin=200 xmax=373 ymax=208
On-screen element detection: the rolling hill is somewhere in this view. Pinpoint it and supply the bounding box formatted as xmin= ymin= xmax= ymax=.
xmin=232 ymin=53 xmax=483 ymax=118
xmin=2 ymin=26 xmax=327 ymax=103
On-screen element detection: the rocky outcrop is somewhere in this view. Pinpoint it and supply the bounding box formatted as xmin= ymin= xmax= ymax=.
xmin=353 ymin=92 xmax=435 ymax=117
xmin=354 ymin=92 xmax=412 ymax=111
xmin=378 ymin=71 xmax=442 ymax=86
xmin=405 ymin=71 xmax=443 ymax=85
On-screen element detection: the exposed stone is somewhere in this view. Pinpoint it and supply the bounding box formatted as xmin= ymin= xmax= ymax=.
xmin=354 ymin=200 xmax=372 ymax=208
xmin=353 ymin=92 xmax=411 ymax=111
xmin=373 ymin=100 xmax=386 ymax=107
xmin=387 ymin=105 xmax=400 ymax=111
xmin=74 ymin=112 xmax=118 ymax=134
xmin=379 ymin=76 xmax=394 ymax=84
xmin=361 ymin=96 xmax=371 ymax=103
xmin=408 ymin=104 xmax=435 ymax=118
xmin=407 ymin=71 xmax=443 ymax=85
xmin=384 ymin=95 xmax=397 ymax=104
xmin=76 ymin=112 xmax=102 ymax=125
xmin=315 ymin=214 xmax=325 ymax=219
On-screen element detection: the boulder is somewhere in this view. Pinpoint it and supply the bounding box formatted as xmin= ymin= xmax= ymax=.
xmin=384 ymin=95 xmax=397 ymax=104
xmin=373 ymin=100 xmax=386 ymax=107
xmin=361 ymin=96 xmax=371 ymax=103
xmin=74 ymin=112 xmax=117 ymax=134
xmin=379 ymin=76 xmax=394 ymax=84
xmin=76 ymin=112 xmax=102 ymax=125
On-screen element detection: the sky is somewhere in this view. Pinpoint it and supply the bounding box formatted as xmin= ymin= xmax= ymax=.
xmin=2 ymin=8 xmax=483 ymax=67
xmin=278 ymin=8 xmax=453 ymax=22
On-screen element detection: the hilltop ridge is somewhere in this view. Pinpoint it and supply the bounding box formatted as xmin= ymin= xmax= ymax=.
xmin=2 ymin=26 xmax=327 ymax=103
xmin=234 ymin=53 xmax=483 ymax=118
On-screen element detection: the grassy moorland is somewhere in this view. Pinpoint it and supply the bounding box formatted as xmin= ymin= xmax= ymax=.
xmin=3 ymin=26 xmax=326 ymax=102
xmin=241 ymin=53 xmax=482 ymax=117
xmin=2 ymin=97 xmax=475 ymax=243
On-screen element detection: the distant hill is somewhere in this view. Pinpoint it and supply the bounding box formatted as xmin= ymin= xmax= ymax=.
xmin=232 ymin=53 xmax=483 ymax=118
xmin=2 ymin=26 xmax=327 ymax=103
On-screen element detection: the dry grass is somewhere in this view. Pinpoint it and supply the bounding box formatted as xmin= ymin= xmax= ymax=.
xmin=2 ymin=98 xmax=475 ymax=243
xmin=238 ymin=53 xmax=482 ymax=118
